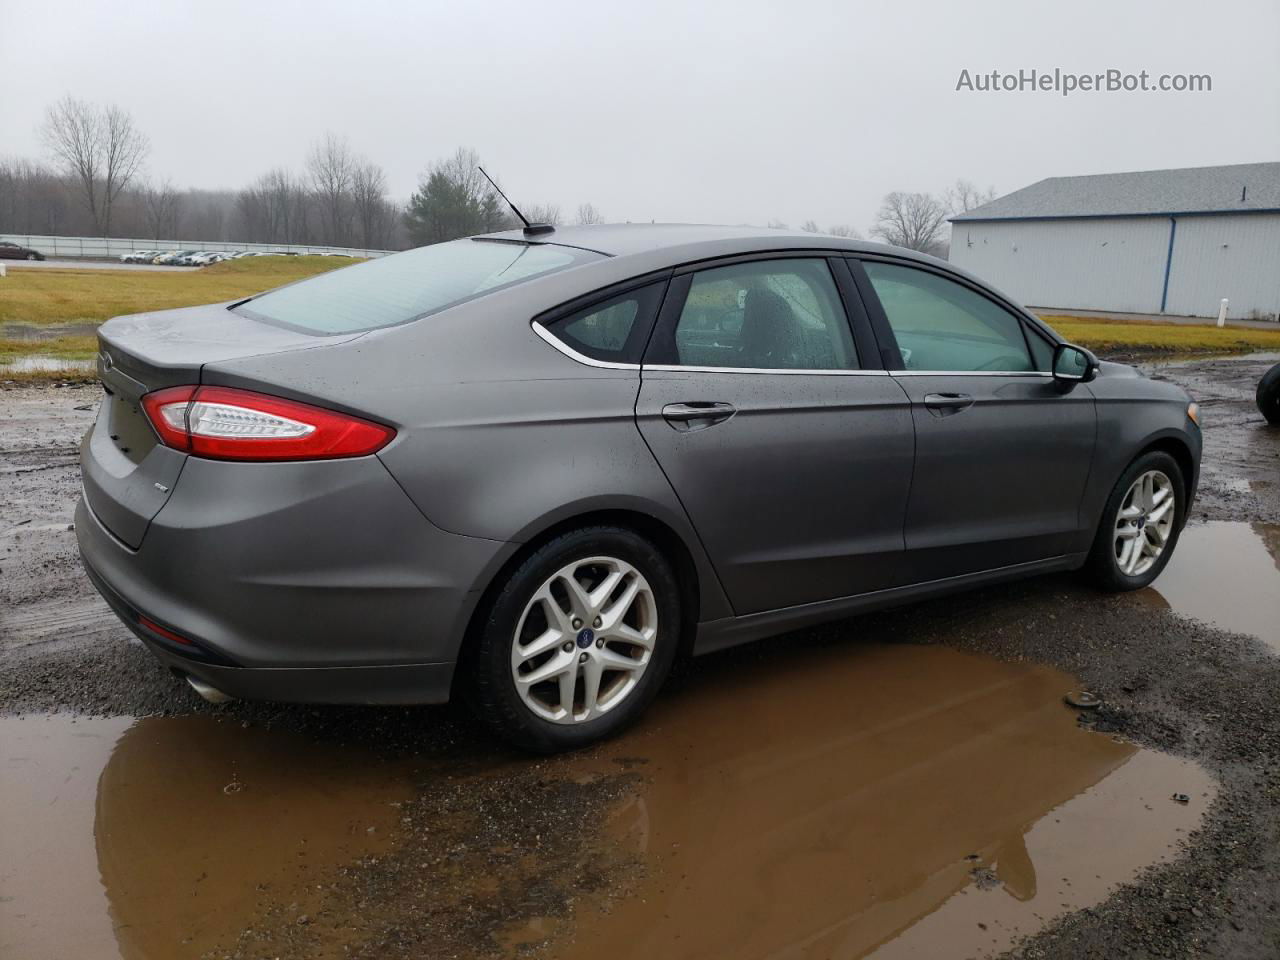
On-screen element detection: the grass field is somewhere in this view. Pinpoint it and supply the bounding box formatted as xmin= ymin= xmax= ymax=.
xmin=3 ymin=256 xmax=1279 ymax=382
xmin=0 ymin=256 xmax=358 ymax=328
xmin=1040 ymin=315 xmax=1280 ymax=356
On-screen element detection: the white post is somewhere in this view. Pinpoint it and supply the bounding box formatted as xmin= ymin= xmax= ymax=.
xmin=1217 ymin=298 xmax=1229 ymax=327
xmin=0 ymin=263 xmax=6 ymax=278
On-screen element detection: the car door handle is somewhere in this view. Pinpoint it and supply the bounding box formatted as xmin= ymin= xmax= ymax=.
xmin=923 ymin=393 xmax=975 ymax=416
xmin=661 ymin=402 xmax=736 ymax=431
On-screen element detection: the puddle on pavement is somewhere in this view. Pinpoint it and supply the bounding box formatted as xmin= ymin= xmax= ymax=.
xmin=2 ymin=645 xmax=1215 ymax=960
xmin=1137 ymin=520 xmax=1280 ymax=651
xmin=0 ymin=713 xmax=416 ymax=960
xmin=517 ymin=643 xmax=1213 ymax=960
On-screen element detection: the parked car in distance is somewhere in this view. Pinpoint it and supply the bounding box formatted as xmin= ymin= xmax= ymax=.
xmin=120 ymin=250 xmax=159 ymax=263
xmin=0 ymin=241 xmax=44 ymax=260
xmin=153 ymin=250 xmax=198 ymax=265
xmin=78 ymin=224 xmax=1202 ymax=752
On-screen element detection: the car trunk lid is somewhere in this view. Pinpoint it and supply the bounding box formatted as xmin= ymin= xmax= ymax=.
xmin=83 ymin=303 xmax=362 ymax=548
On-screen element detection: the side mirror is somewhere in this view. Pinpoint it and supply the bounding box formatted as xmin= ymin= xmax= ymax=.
xmin=1053 ymin=342 xmax=1099 ymax=384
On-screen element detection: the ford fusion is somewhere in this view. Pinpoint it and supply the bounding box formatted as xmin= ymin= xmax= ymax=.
xmin=77 ymin=225 xmax=1201 ymax=751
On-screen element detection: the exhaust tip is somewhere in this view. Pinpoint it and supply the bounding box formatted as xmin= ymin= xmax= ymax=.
xmin=186 ymin=675 xmax=236 ymax=704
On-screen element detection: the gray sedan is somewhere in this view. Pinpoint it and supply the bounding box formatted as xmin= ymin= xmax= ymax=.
xmin=77 ymin=225 xmax=1201 ymax=751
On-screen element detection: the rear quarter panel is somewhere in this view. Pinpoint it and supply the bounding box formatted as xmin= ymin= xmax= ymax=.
xmin=202 ymin=286 xmax=734 ymax=623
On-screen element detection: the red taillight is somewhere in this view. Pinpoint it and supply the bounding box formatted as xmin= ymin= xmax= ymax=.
xmin=138 ymin=615 xmax=192 ymax=645
xmin=140 ymin=386 xmax=395 ymax=461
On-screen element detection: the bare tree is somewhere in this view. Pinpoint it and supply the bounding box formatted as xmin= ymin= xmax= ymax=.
xmin=307 ymin=133 xmax=355 ymax=245
xmin=827 ymin=224 xmax=862 ymax=239
xmin=576 ymin=202 xmax=603 ymax=225
xmin=141 ymin=179 xmax=182 ymax=239
xmin=767 ymin=219 xmax=790 ymax=230
xmin=524 ymin=203 xmax=561 ymax=226
xmin=871 ymin=191 xmax=949 ymax=255
xmin=801 ymin=219 xmax=820 ymax=233
xmin=351 ymin=160 xmax=390 ymax=248
xmin=41 ymin=96 xmax=149 ymax=236
xmin=946 ymin=179 xmax=998 ymax=215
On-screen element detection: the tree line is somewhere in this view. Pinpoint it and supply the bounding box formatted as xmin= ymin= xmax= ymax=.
xmin=0 ymin=96 xmax=996 ymax=255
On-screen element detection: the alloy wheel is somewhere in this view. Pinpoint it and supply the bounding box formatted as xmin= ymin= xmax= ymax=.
xmin=510 ymin=556 xmax=658 ymax=723
xmin=1113 ymin=469 xmax=1176 ymax=576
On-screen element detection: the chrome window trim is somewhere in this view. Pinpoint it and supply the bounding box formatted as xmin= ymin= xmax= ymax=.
xmin=889 ymin=370 xmax=1054 ymax=378
xmin=643 ymin=364 xmax=889 ymax=376
xmin=530 ymin=321 xmax=640 ymax=370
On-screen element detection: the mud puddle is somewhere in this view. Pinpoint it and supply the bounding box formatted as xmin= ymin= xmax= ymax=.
xmin=0 ymin=713 xmax=418 ymax=960
xmin=519 ymin=643 xmax=1214 ymax=960
xmin=1137 ymin=520 xmax=1280 ymax=650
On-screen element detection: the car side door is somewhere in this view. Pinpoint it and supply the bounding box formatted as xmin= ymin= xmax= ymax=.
xmin=635 ymin=254 xmax=915 ymax=616
xmin=849 ymin=256 xmax=1097 ymax=583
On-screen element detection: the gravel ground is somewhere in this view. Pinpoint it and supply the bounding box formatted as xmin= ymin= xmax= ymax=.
xmin=2 ymin=354 xmax=1280 ymax=959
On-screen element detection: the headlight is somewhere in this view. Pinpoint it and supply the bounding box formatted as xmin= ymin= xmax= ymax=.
xmin=1187 ymin=402 xmax=1201 ymax=426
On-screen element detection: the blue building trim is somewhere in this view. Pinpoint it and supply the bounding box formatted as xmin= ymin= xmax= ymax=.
xmin=1160 ymin=216 xmax=1178 ymax=313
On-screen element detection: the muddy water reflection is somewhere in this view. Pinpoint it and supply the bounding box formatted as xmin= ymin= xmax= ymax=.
xmin=0 ymin=714 xmax=415 ymax=960
xmin=543 ymin=644 xmax=1213 ymax=960
xmin=1139 ymin=521 xmax=1280 ymax=650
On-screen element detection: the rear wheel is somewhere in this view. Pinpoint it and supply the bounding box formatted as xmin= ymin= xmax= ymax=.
xmin=1084 ymin=451 xmax=1185 ymax=591
xmin=468 ymin=526 xmax=681 ymax=752
xmin=1258 ymin=363 xmax=1280 ymax=426
xmin=26 ymin=253 xmax=37 ymax=260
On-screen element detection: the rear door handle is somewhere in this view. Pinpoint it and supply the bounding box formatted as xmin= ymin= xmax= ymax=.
xmin=661 ymin=402 xmax=736 ymax=431
xmin=923 ymin=393 xmax=975 ymax=416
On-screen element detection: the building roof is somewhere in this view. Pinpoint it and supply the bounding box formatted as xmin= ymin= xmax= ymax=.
xmin=951 ymin=162 xmax=1280 ymax=222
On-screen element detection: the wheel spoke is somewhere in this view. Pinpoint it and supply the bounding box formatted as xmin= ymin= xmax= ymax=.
xmin=557 ymin=666 xmax=578 ymax=714
xmin=597 ymin=647 xmax=647 ymax=673
xmin=579 ymin=659 xmax=603 ymax=719
xmin=518 ymin=650 xmax=574 ymax=687
xmin=555 ymin=570 xmax=593 ymax=620
xmin=607 ymin=621 xmax=655 ymax=650
xmin=1149 ymin=498 xmax=1174 ymax=524
xmin=600 ymin=576 xmax=640 ymax=629
xmin=534 ymin=585 xmax=574 ymax=635
xmin=516 ymin=625 xmax=564 ymax=663
xmin=588 ymin=567 xmax=625 ymax=611
xmin=1116 ymin=523 xmax=1142 ymax=540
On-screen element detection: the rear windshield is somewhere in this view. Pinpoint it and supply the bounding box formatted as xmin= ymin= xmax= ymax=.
xmin=234 ymin=239 xmax=604 ymax=334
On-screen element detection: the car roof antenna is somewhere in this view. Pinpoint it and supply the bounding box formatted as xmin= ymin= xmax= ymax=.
xmin=478 ymin=166 xmax=555 ymax=237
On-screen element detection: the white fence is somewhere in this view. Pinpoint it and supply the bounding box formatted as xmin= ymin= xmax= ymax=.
xmin=0 ymin=234 xmax=396 ymax=260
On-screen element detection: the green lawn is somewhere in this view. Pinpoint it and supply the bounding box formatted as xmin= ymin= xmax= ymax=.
xmin=1039 ymin=314 xmax=1280 ymax=356
xmin=0 ymin=256 xmax=362 ymax=381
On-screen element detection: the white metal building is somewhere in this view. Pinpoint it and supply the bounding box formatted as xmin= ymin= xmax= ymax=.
xmin=949 ymin=162 xmax=1280 ymax=320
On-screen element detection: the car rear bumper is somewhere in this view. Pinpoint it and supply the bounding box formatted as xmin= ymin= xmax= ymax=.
xmin=75 ymin=454 xmax=515 ymax=704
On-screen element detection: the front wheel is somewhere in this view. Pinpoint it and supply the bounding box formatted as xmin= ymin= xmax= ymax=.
xmin=1084 ymin=451 xmax=1185 ymax=591
xmin=467 ymin=526 xmax=681 ymax=752
xmin=26 ymin=253 xmax=37 ymax=260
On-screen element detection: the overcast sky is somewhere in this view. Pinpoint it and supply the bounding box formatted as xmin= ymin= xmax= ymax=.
xmin=2 ymin=0 xmax=1277 ymax=234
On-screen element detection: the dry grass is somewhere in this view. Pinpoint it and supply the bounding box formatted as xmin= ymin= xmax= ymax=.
xmin=1040 ymin=315 xmax=1280 ymax=356
xmin=0 ymin=256 xmax=360 ymax=327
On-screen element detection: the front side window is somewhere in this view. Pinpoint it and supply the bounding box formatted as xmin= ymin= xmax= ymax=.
xmin=236 ymin=239 xmax=604 ymax=334
xmin=670 ymin=259 xmax=857 ymax=370
xmin=863 ymin=261 xmax=1033 ymax=372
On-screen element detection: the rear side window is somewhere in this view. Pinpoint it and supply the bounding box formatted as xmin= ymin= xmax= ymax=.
xmin=235 ymin=239 xmax=604 ymax=334
xmin=670 ymin=258 xmax=858 ymax=370
xmin=542 ymin=282 xmax=665 ymax=364
xmin=863 ymin=261 xmax=1033 ymax=373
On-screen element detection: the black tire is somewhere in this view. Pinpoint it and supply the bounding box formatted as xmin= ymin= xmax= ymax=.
xmin=1258 ymin=363 xmax=1280 ymax=426
xmin=467 ymin=525 xmax=681 ymax=753
xmin=1084 ymin=450 xmax=1186 ymax=592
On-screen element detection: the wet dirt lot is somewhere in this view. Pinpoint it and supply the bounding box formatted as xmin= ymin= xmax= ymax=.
xmin=3 ymin=353 xmax=1280 ymax=960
